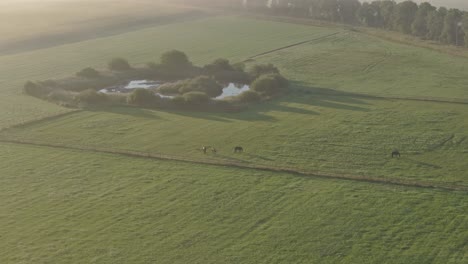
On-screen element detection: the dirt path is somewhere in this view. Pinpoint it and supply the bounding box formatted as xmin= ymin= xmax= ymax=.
xmin=1 ymin=138 xmax=467 ymax=193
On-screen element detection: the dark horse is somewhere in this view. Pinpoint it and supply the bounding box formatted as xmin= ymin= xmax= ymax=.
xmin=233 ymin=146 xmax=244 ymax=153
xmin=391 ymin=150 xmax=401 ymax=158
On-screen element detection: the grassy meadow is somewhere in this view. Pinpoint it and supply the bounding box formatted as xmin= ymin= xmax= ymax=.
xmin=1 ymin=9 xmax=468 ymax=263
xmin=0 ymin=16 xmax=335 ymax=130
xmin=0 ymin=142 xmax=467 ymax=263
xmin=254 ymin=31 xmax=468 ymax=99
xmin=2 ymin=93 xmax=467 ymax=187
xmin=2 ymin=16 xmax=468 ymax=130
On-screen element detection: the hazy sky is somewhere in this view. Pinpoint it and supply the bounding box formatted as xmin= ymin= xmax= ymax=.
xmin=3 ymin=0 xmax=468 ymax=10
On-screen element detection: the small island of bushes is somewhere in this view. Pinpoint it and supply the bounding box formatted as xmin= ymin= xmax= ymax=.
xmin=23 ymin=50 xmax=289 ymax=112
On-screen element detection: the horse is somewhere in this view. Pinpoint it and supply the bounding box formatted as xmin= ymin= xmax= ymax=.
xmin=391 ymin=150 xmax=401 ymax=158
xmin=202 ymin=146 xmax=210 ymax=154
xmin=211 ymin=148 xmax=217 ymax=154
xmin=233 ymin=146 xmax=244 ymax=153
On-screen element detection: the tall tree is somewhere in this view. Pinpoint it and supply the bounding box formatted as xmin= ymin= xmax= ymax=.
xmin=411 ymin=2 xmax=436 ymax=37
xmin=317 ymin=0 xmax=340 ymax=21
xmin=377 ymin=0 xmax=397 ymax=30
xmin=463 ymin=13 xmax=468 ymax=47
xmin=337 ymin=0 xmax=361 ymax=24
xmin=440 ymin=8 xmax=464 ymax=45
xmin=357 ymin=2 xmax=380 ymax=27
xmin=393 ymin=1 xmax=418 ymax=34
xmin=426 ymin=8 xmax=445 ymax=41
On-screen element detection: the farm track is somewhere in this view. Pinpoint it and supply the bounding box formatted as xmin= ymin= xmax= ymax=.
xmin=1 ymin=138 xmax=467 ymax=193
xmin=306 ymin=89 xmax=468 ymax=105
xmin=244 ymin=32 xmax=341 ymax=61
xmin=362 ymin=46 xmax=393 ymax=73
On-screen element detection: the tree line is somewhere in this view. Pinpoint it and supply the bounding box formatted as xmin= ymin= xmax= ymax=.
xmin=181 ymin=0 xmax=468 ymax=47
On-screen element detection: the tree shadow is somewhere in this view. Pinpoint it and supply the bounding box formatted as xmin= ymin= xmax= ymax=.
xmin=288 ymin=81 xmax=374 ymax=112
xmin=89 ymin=106 xmax=165 ymax=120
xmin=87 ymin=82 xmax=375 ymax=122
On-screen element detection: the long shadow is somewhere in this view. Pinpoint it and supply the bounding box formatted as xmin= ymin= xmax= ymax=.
xmin=164 ymin=110 xmax=235 ymax=123
xmin=89 ymin=106 xmax=164 ymax=120
xmin=286 ymin=82 xmax=374 ymax=112
xmin=89 ymin=82 xmax=374 ymax=122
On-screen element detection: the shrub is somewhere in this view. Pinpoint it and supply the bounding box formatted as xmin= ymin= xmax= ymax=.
xmin=183 ymin=91 xmax=210 ymax=105
xmin=213 ymin=70 xmax=250 ymax=84
xmin=232 ymin=62 xmax=246 ymax=72
xmin=76 ymin=67 xmax=100 ymax=78
xmin=248 ymin=63 xmax=280 ymax=78
xmin=251 ymin=73 xmax=289 ymax=97
xmin=23 ymin=81 xmax=48 ymax=98
xmin=47 ymin=90 xmax=74 ymax=103
xmin=74 ymin=89 xmax=108 ymax=105
xmin=160 ymin=50 xmax=192 ymax=69
xmin=53 ymin=76 xmax=118 ymax=92
xmin=179 ymin=76 xmax=223 ymax=97
xmin=171 ymin=95 xmax=186 ymax=106
xmin=146 ymin=62 xmax=158 ymax=69
xmin=157 ymin=82 xmax=183 ymax=95
xmin=235 ymin=90 xmax=261 ymax=103
xmin=127 ymin=88 xmax=160 ymax=107
xmin=108 ymin=58 xmax=131 ymax=71
xmin=204 ymin=58 xmax=234 ymax=72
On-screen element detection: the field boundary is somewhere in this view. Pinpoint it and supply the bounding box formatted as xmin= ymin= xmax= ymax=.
xmin=243 ymin=13 xmax=468 ymax=59
xmin=244 ymin=32 xmax=341 ymax=61
xmin=1 ymin=138 xmax=467 ymax=193
xmin=296 ymin=88 xmax=468 ymax=105
xmin=0 ymin=110 xmax=82 ymax=133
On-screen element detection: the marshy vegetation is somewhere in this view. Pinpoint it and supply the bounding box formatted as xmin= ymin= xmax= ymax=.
xmin=24 ymin=50 xmax=289 ymax=111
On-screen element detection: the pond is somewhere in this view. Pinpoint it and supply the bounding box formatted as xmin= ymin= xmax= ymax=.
xmin=215 ymin=83 xmax=250 ymax=99
xmin=99 ymin=80 xmax=161 ymax=94
xmin=99 ymin=80 xmax=250 ymax=100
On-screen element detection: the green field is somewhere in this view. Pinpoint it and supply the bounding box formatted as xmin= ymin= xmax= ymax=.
xmin=2 ymin=94 xmax=468 ymax=188
xmin=0 ymin=16 xmax=335 ymax=130
xmin=1 ymin=10 xmax=468 ymax=264
xmin=0 ymin=143 xmax=466 ymax=263
xmin=255 ymin=32 xmax=468 ymax=99
xmin=2 ymin=16 xmax=468 ymax=130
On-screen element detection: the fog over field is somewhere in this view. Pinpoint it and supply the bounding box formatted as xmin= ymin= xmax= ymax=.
xmin=1 ymin=0 xmax=467 ymax=263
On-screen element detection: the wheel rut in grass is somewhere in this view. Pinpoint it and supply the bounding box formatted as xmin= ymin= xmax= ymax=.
xmin=244 ymin=32 xmax=341 ymax=61
xmin=1 ymin=138 xmax=467 ymax=193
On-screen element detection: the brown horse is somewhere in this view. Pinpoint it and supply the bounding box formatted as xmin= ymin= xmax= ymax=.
xmin=391 ymin=150 xmax=401 ymax=158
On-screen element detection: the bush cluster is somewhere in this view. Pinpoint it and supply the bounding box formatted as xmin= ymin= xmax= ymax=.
xmin=76 ymin=67 xmax=100 ymax=78
xmin=108 ymin=58 xmax=132 ymax=71
xmin=74 ymin=89 xmax=108 ymax=105
xmin=251 ymin=73 xmax=289 ymax=97
xmin=127 ymin=88 xmax=160 ymax=107
xmin=157 ymin=76 xmax=222 ymax=98
xmin=23 ymin=81 xmax=49 ymax=98
xmin=24 ymin=50 xmax=290 ymax=111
